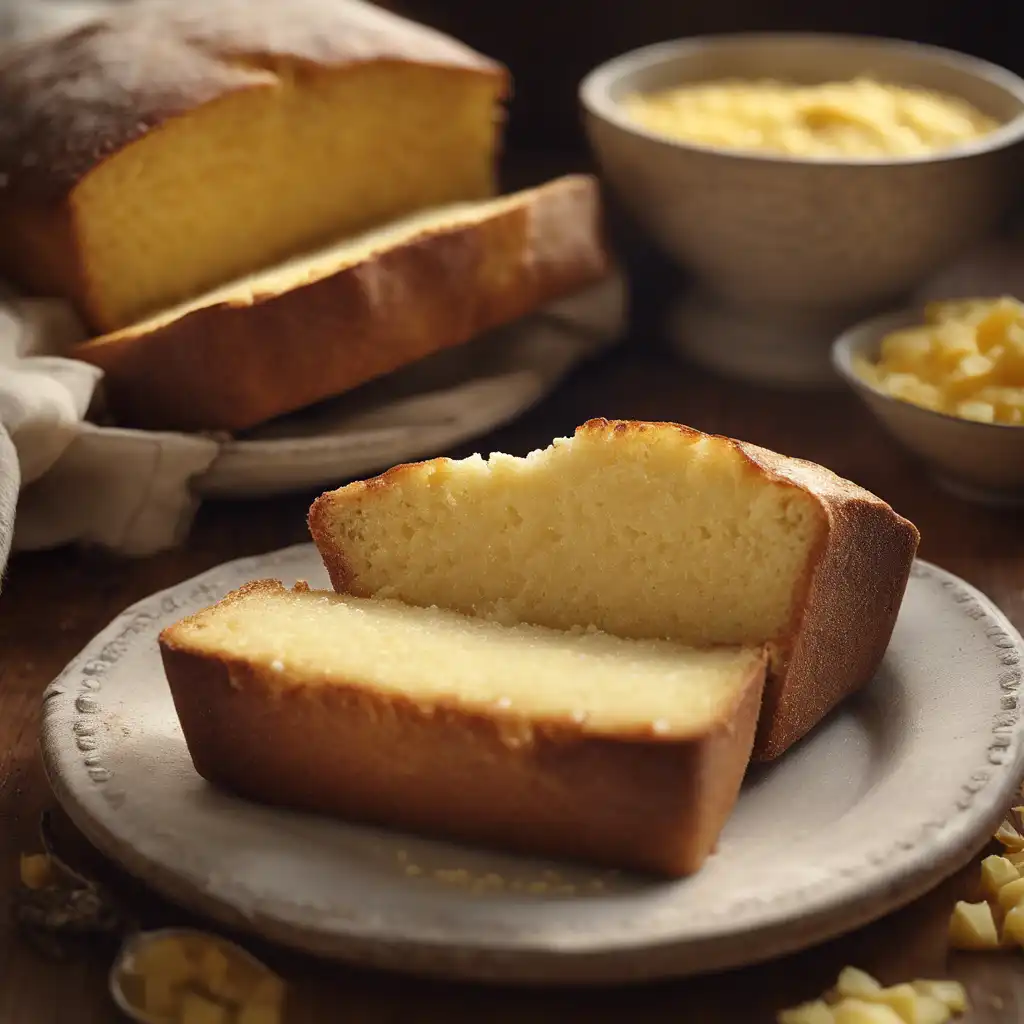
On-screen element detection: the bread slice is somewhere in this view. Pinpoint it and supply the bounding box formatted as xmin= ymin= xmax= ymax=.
xmin=0 ymin=0 xmax=507 ymax=332
xmin=69 ymin=175 xmax=609 ymax=432
xmin=308 ymin=418 xmax=920 ymax=760
xmin=159 ymin=580 xmax=766 ymax=877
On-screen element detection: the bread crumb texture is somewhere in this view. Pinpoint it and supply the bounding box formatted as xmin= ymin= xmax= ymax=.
xmin=314 ymin=419 xmax=825 ymax=646
xmin=167 ymin=581 xmax=763 ymax=739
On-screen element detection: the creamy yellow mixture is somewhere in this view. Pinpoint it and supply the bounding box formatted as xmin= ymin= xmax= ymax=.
xmin=623 ymin=77 xmax=999 ymax=158
xmin=854 ymin=297 xmax=1024 ymax=425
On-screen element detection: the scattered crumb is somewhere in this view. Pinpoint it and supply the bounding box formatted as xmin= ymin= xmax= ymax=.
xmin=392 ymin=852 xmax=611 ymax=899
xmin=19 ymin=853 xmax=55 ymax=891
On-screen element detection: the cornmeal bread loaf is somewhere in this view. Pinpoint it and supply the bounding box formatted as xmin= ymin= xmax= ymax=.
xmin=159 ymin=580 xmax=767 ymax=876
xmin=308 ymin=419 xmax=920 ymax=760
xmin=0 ymin=0 xmax=507 ymax=332
xmin=70 ymin=175 xmax=609 ymax=432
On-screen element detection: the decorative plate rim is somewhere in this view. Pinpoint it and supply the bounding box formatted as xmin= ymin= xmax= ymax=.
xmin=39 ymin=545 xmax=1024 ymax=984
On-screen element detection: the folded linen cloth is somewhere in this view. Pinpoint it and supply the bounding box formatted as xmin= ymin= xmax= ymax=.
xmin=0 ymin=296 xmax=221 ymax=558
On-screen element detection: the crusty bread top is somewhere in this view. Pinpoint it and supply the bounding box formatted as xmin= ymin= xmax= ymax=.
xmin=0 ymin=0 xmax=505 ymax=201
xmin=324 ymin=418 xmax=911 ymax=508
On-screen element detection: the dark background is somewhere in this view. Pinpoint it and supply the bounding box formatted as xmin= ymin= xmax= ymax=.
xmin=393 ymin=0 xmax=1022 ymax=155
xmin=385 ymin=0 xmax=1023 ymax=349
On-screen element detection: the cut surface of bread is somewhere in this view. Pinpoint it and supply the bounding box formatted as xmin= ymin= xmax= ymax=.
xmin=159 ymin=580 xmax=767 ymax=876
xmin=0 ymin=0 xmax=506 ymax=332
xmin=308 ymin=418 xmax=920 ymax=760
xmin=71 ymin=175 xmax=609 ymax=432
xmin=164 ymin=580 xmax=765 ymax=736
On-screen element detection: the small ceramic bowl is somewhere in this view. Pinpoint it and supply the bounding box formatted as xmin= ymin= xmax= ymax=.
xmin=832 ymin=308 xmax=1024 ymax=505
xmin=580 ymin=33 xmax=1024 ymax=386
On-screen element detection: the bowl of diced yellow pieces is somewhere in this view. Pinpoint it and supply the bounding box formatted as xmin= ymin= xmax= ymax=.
xmin=832 ymin=295 xmax=1024 ymax=504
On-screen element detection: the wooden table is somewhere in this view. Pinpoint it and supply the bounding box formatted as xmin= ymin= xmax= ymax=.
xmin=2 ymin=338 xmax=1023 ymax=1022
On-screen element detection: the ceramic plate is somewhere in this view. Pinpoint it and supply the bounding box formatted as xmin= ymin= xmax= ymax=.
xmin=192 ymin=277 xmax=625 ymax=498
xmin=40 ymin=545 xmax=1024 ymax=985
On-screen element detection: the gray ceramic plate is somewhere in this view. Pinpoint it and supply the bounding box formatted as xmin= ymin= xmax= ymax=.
xmin=40 ymin=545 xmax=1024 ymax=985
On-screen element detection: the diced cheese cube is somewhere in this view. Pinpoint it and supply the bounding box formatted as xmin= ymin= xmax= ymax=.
xmin=833 ymin=999 xmax=905 ymax=1023
xmin=995 ymin=876 xmax=1024 ymax=913
xmin=995 ymin=822 xmax=1024 ymax=852
xmin=954 ymin=400 xmax=995 ymax=423
xmin=879 ymin=329 xmax=933 ymax=371
xmin=975 ymin=300 xmax=1024 ymax=352
xmin=910 ymin=980 xmax=967 ymax=1014
xmin=1001 ymin=902 xmax=1024 ymax=946
xmin=948 ymin=901 xmax=999 ymax=950
xmin=980 ymin=855 xmax=1019 ymax=898
xmin=879 ymin=985 xmax=951 ymax=1024
xmin=836 ymin=967 xmax=883 ymax=999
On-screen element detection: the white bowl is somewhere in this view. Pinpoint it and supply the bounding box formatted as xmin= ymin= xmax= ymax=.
xmin=580 ymin=33 xmax=1024 ymax=386
xmin=832 ymin=308 xmax=1024 ymax=505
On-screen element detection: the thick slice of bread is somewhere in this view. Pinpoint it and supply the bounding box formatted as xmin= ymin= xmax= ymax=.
xmin=308 ymin=418 xmax=920 ymax=760
xmin=159 ymin=580 xmax=767 ymax=876
xmin=0 ymin=0 xmax=506 ymax=332
xmin=70 ymin=175 xmax=609 ymax=432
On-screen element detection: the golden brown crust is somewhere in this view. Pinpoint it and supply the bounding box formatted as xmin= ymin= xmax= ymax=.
xmin=0 ymin=0 xmax=505 ymax=203
xmin=159 ymin=580 xmax=766 ymax=876
xmin=577 ymin=420 xmax=921 ymax=759
xmin=728 ymin=438 xmax=920 ymax=759
xmin=308 ymin=458 xmax=449 ymax=595
xmin=308 ymin=418 xmax=920 ymax=761
xmin=69 ymin=175 xmax=610 ymax=432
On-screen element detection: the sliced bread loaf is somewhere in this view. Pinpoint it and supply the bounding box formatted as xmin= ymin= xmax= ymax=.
xmin=0 ymin=0 xmax=507 ymax=332
xmin=159 ymin=580 xmax=767 ymax=876
xmin=308 ymin=418 xmax=920 ymax=759
xmin=71 ymin=175 xmax=609 ymax=432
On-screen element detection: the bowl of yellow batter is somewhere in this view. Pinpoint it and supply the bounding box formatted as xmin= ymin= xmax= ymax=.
xmin=580 ymin=34 xmax=1024 ymax=386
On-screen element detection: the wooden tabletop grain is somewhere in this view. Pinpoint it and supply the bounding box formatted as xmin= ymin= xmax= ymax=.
xmin=1 ymin=340 xmax=1023 ymax=1023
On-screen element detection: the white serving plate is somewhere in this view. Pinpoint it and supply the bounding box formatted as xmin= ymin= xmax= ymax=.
xmin=40 ymin=544 xmax=1024 ymax=985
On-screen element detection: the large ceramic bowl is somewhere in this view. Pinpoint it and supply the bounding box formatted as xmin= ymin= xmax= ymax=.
xmin=832 ymin=308 xmax=1024 ymax=505
xmin=580 ymin=33 xmax=1024 ymax=386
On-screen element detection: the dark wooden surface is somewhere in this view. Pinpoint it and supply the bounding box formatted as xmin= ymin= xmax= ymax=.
xmin=1 ymin=334 xmax=1024 ymax=1022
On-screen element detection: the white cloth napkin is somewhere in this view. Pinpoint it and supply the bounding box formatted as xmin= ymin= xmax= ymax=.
xmin=0 ymin=297 xmax=221 ymax=556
